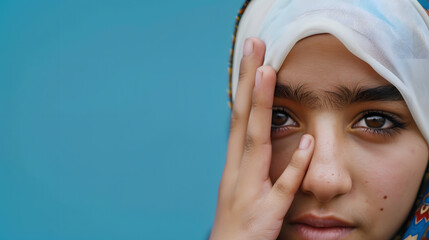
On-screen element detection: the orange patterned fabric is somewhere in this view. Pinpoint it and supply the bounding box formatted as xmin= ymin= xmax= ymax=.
xmin=227 ymin=0 xmax=251 ymax=109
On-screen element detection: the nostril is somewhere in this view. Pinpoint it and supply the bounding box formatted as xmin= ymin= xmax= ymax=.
xmin=301 ymin=166 xmax=352 ymax=202
xmin=300 ymin=134 xmax=352 ymax=202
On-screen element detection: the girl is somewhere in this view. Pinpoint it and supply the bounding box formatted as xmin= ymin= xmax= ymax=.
xmin=210 ymin=0 xmax=429 ymax=239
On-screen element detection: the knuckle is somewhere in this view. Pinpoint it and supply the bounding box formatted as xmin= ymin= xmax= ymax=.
xmin=274 ymin=181 xmax=292 ymax=196
xmin=244 ymin=135 xmax=254 ymax=153
xmin=230 ymin=109 xmax=241 ymax=127
xmin=238 ymin=70 xmax=251 ymax=82
xmin=289 ymin=151 xmax=308 ymax=169
xmin=251 ymin=100 xmax=259 ymax=110
xmin=252 ymin=92 xmax=273 ymax=110
xmin=251 ymin=99 xmax=271 ymax=112
xmin=231 ymin=102 xmax=245 ymax=118
xmin=287 ymin=156 xmax=303 ymax=170
xmin=229 ymin=111 xmax=245 ymax=134
xmin=238 ymin=61 xmax=256 ymax=82
xmin=242 ymin=215 xmax=257 ymax=233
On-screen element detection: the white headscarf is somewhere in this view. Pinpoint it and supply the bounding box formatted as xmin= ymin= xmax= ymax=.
xmin=231 ymin=0 xmax=429 ymax=143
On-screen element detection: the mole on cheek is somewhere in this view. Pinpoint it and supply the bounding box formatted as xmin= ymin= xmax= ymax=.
xmin=380 ymin=196 xmax=387 ymax=211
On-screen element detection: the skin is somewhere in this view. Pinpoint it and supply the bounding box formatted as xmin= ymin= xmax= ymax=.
xmin=210 ymin=34 xmax=429 ymax=240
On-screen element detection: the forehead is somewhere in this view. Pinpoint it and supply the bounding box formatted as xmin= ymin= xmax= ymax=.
xmin=275 ymin=34 xmax=406 ymax=110
xmin=277 ymin=34 xmax=390 ymax=90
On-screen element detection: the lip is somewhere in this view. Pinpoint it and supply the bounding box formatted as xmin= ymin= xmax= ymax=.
xmin=289 ymin=214 xmax=355 ymax=240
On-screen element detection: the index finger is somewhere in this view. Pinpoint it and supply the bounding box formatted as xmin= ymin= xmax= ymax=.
xmin=220 ymin=38 xmax=266 ymax=195
xmin=265 ymin=134 xmax=314 ymax=219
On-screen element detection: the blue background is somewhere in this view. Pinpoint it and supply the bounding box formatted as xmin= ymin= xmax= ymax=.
xmin=422 ymin=0 xmax=429 ymax=8
xmin=0 ymin=0 xmax=243 ymax=239
xmin=0 ymin=0 xmax=428 ymax=239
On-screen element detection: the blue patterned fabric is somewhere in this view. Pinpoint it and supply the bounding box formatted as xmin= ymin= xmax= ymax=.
xmin=403 ymin=181 xmax=429 ymax=240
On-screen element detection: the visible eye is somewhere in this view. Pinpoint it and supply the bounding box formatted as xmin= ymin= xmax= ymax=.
xmin=354 ymin=115 xmax=393 ymax=129
xmin=271 ymin=107 xmax=297 ymax=128
xmin=352 ymin=111 xmax=407 ymax=136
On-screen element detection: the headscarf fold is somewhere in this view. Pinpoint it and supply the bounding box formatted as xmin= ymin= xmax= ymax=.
xmin=228 ymin=0 xmax=429 ymax=239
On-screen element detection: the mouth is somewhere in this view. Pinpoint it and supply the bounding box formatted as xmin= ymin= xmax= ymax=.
xmin=289 ymin=215 xmax=355 ymax=240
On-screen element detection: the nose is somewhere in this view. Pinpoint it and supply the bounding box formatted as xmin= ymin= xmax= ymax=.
xmin=301 ymin=118 xmax=352 ymax=202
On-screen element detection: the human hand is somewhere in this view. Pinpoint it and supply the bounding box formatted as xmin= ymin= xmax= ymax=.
xmin=209 ymin=38 xmax=315 ymax=240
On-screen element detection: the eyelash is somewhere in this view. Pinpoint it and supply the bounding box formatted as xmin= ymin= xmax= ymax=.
xmin=352 ymin=110 xmax=407 ymax=137
xmin=271 ymin=107 xmax=298 ymax=136
xmin=271 ymin=108 xmax=408 ymax=137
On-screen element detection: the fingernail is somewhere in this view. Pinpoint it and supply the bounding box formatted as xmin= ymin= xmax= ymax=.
xmin=255 ymin=67 xmax=263 ymax=89
xmin=299 ymin=135 xmax=311 ymax=150
xmin=243 ymin=38 xmax=253 ymax=57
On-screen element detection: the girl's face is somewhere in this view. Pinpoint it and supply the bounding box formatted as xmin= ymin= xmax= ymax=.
xmin=271 ymin=34 xmax=429 ymax=240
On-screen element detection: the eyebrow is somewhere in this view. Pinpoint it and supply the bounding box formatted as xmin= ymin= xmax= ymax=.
xmin=274 ymin=83 xmax=404 ymax=109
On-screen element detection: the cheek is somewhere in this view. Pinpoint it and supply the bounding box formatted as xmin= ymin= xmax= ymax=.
xmin=270 ymin=134 xmax=302 ymax=181
xmin=357 ymin=143 xmax=427 ymax=199
xmin=353 ymin=137 xmax=428 ymax=227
